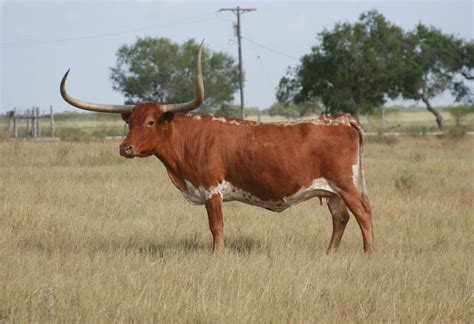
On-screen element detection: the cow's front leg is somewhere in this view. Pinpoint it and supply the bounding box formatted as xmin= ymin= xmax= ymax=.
xmin=205 ymin=194 xmax=225 ymax=252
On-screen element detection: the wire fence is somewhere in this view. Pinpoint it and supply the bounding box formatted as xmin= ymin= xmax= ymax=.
xmin=6 ymin=107 xmax=56 ymax=139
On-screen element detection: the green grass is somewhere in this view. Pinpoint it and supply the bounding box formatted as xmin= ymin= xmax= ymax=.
xmin=361 ymin=110 xmax=474 ymax=133
xmin=0 ymin=137 xmax=472 ymax=322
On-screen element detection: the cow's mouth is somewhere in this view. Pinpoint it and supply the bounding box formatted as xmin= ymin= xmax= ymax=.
xmin=119 ymin=146 xmax=153 ymax=159
xmin=119 ymin=144 xmax=136 ymax=158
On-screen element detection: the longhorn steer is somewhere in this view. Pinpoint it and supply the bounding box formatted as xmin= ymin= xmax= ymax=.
xmin=60 ymin=42 xmax=374 ymax=254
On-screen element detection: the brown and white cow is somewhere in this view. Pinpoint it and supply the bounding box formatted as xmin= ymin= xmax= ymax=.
xmin=60 ymin=42 xmax=374 ymax=253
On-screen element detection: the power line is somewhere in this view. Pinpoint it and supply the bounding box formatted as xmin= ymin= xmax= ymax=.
xmin=219 ymin=7 xmax=256 ymax=119
xmin=242 ymin=36 xmax=300 ymax=61
xmin=244 ymin=36 xmax=274 ymax=98
xmin=2 ymin=12 xmax=216 ymax=47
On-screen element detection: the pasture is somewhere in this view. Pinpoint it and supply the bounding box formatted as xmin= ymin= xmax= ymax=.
xmin=0 ymin=136 xmax=472 ymax=322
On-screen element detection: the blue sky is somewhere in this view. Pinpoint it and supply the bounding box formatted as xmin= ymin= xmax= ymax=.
xmin=1 ymin=0 xmax=473 ymax=113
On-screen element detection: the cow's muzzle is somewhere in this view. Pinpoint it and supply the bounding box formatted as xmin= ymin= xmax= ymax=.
xmin=119 ymin=144 xmax=135 ymax=158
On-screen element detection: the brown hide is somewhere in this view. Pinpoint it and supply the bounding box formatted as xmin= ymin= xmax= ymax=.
xmin=121 ymin=104 xmax=360 ymax=201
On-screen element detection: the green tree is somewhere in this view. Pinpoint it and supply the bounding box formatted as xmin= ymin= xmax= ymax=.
xmin=110 ymin=37 xmax=240 ymax=114
xmin=215 ymin=103 xmax=241 ymax=117
xmin=452 ymin=41 xmax=474 ymax=103
xmin=277 ymin=11 xmax=473 ymax=129
xmin=456 ymin=41 xmax=474 ymax=81
xmin=400 ymin=25 xmax=470 ymax=129
xmin=277 ymin=11 xmax=405 ymax=115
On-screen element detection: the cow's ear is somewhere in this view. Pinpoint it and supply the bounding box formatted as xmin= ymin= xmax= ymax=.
xmin=159 ymin=111 xmax=174 ymax=124
xmin=121 ymin=112 xmax=131 ymax=124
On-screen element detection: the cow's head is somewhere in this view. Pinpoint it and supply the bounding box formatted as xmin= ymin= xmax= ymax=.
xmin=118 ymin=104 xmax=175 ymax=158
xmin=60 ymin=41 xmax=204 ymax=158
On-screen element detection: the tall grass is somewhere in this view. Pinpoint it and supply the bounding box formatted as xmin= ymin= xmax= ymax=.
xmin=0 ymin=137 xmax=472 ymax=322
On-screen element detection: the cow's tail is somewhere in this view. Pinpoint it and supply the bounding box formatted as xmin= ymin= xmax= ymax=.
xmin=349 ymin=118 xmax=369 ymax=203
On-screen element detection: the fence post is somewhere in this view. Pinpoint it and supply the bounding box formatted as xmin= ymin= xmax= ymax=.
xmin=33 ymin=107 xmax=38 ymax=138
xmin=34 ymin=108 xmax=37 ymax=137
xmin=13 ymin=108 xmax=18 ymax=138
xmin=36 ymin=107 xmax=41 ymax=138
xmin=32 ymin=108 xmax=37 ymax=138
xmin=26 ymin=109 xmax=30 ymax=136
xmin=50 ymin=106 xmax=55 ymax=139
xmin=8 ymin=111 xmax=14 ymax=133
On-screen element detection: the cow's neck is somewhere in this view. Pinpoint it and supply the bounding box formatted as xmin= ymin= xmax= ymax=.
xmin=153 ymin=114 xmax=194 ymax=187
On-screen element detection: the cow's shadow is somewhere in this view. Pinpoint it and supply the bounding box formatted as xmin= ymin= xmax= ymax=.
xmin=132 ymin=235 xmax=268 ymax=256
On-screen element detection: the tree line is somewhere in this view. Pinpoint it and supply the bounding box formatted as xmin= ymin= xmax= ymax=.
xmin=110 ymin=10 xmax=473 ymax=129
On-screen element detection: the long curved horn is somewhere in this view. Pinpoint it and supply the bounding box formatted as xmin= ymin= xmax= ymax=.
xmin=161 ymin=40 xmax=205 ymax=113
xmin=60 ymin=69 xmax=134 ymax=113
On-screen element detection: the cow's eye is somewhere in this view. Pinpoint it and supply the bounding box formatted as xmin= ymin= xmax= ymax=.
xmin=147 ymin=120 xmax=155 ymax=127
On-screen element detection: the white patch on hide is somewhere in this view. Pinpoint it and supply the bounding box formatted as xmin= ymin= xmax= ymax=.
xmin=279 ymin=115 xmax=357 ymax=127
xmin=283 ymin=178 xmax=337 ymax=206
xmin=211 ymin=116 xmax=241 ymax=125
xmin=211 ymin=116 xmax=227 ymax=123
xmin=352 ymin=140 xmax=360 ymax=186
xmin=182 ymin=178 xmax=337 ymax=212
xmin=193 ymin=116 xmax=202 ymax=120
xmin=352 ymin=164 xmax=358 ymax=186
xmin=199 ymin=114 xmax=358 ymax=129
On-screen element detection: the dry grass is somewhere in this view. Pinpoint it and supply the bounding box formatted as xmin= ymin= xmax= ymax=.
xmin=0 ymin=137 xmax=472 ymax=322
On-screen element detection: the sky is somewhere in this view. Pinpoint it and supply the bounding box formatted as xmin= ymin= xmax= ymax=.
xmin=1 ymin=0 xmax=473 ymax=113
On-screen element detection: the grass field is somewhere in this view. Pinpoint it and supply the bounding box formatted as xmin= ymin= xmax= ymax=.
xmin=0 ymin=136 xmax=473 ymax=322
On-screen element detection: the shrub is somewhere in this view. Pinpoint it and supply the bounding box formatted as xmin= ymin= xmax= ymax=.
xmin=412 ymin=152 xmax=426 ymax=162
xmin=447 ymin=127 xmax=466 ymax=139
xmin=395 ymin=171 xmax=418 ymax=192
xmin=366 ymin=135 xmax=398 ymax=145
xmin=52 ymin=145 xmax=73 ymax=166
xmin=448 ymin=105 xmax=474 ymax=127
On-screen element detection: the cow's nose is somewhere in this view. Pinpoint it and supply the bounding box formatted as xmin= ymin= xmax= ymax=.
xmin=119 ymin=144 xmax=134 ymax=157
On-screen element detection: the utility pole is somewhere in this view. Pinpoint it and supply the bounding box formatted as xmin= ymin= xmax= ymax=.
xmin=219 ymin=7 xmax=255 ymax=119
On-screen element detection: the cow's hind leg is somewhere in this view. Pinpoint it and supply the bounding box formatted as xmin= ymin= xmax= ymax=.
xmin=326 ymin=195 xmax=350 ymax=254
xmin=205 ymin=194 xmax=225 ymax=252
xmin=337 ymin=184 xmax=374 ymax=254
